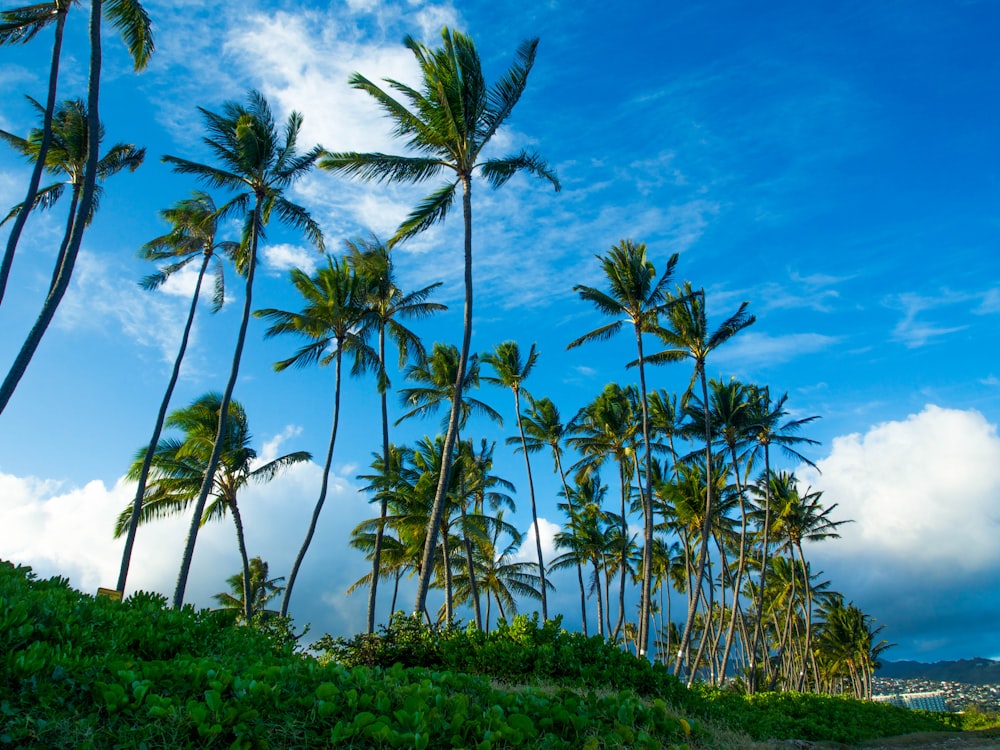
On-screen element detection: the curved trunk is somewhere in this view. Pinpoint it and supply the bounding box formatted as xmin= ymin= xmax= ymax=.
xmin=717 ymin=440 xmax=748 ymax=686
xmin=795 ymin=539 xmax=813 ymax=691
xmin=748 ymin=444 xmax=773 ymax=694
xmin=634 ymin=324 xmax=654 ymax=656
xmin=553 ymin=451 xmax=587 ymax=636
xmin=459 ymin=498 xmax=482 ymax=628
xmin=229 ymin=498 xmax=252 ymax=621
xmin=0 ymin=4 xmax=69 ymax=307
xmin=366 ymin=322 xmax=389 ymax=633
xmin=515 ymin=386 xmax=547 ymax=620
xmin=281 ymin=343 xmax=344 ymax=617
xmin=414 ymin=175 xmax=473 ymax=615
xmin=173 ymin=198 xmax=261 ymax=609
xmin=674 ymin=364 xmax=714 ymax=677
xmin=117 ymin=251 xmax=211 ymax=593
xmin=611 ymin=457 xmax=628 ymax=641
xmin=0 ymin=2 xmax=102 ymax=418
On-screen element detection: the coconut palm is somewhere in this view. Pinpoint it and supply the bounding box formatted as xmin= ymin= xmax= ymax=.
xmin=0 ymin=96 xmax=145 ymax=415
xmin=647 ymin=282 xmax=755 ymax=676
xmin=345 ymin=236 xmax=445 ymax=632
xmin=161 ymin=90 xmax=323 ymax=609
xmin=742 ymin=385 xmax=820 ymax=693
xmin=568 ymin=239 xmax=678 ymax=655
xmin=517 ymin=394 xmax=588 ymax=634
xmin=0 ymin=0 xmax=152 ymax=307
xmin=213 ymin=556 xmax=285 ymax=623
xmin=255 ymin=255 xmax=379 ymax=617
xmin=114 ymin=393 xmax=310 ymax=619
xmin=568 ymin=383 xmax=641 ymax=639
xmin=481 ymin=340 xmax=550 ymax=619
xmin=116 ymin=192 xmax=238 ymax=594
xmin=321 ymin=27 xmax=559 ymax=616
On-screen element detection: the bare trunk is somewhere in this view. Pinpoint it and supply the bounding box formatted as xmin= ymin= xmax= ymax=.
xmin=366 ymin=323 xmax=389 ymax=632
xmin=117 ymin=251 xmax=211 ymax=593
xmin=634 ymin=325 xmax=654 ymax=656
xmin=280 ymin=343 xmax=344 ymax=616
xmin=514 ymin=387 xmax=547 ymax=620
xmin=414 ymin=176 xmax=473 ymax=615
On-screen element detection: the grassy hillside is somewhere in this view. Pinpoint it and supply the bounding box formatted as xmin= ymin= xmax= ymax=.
xmin=0 ymin=560 xmax=987 ymax=749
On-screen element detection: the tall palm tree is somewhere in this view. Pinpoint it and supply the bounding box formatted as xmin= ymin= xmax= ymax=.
xmin=647 ymin=282 xmax=755 ymax=676
xmin=116 ymin=192 xmax=237 ymax=594
xmin=346 ymin=236 xmax=445 ymax=632
xmin=0 ymin=96 xmax=145 ymax=415
xmin=114 ymin=393 xmax=309 ymax=619
xmin=255 ymin=255 xmax=379 ymax=617
xmin=481 ymin=340 xmax=550 ymax=619
xmin=161 ymin=90 xmax=323 ymax=609
xmin=213 ymin=556 xmax=285 ymax=623
xmin=0 ymin=0 xmax=152 ymax=307
xmin=517 ymin=395 xmax=588 ymax=634
xmin=320 ymin=27 xmax=559 ymax=616
xmin=568 ymin=383 xmax=641 ymax=639
xmin=743 ymin=385 xmax=819 ymax=693
xmin=568 ymin=240 xmax=678 ymax=655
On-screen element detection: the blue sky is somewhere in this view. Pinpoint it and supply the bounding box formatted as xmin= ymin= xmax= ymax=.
xmin=1 ymin=0 xmax=998 ymax=663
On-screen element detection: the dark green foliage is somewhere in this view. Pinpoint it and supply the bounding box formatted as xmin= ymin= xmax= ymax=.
xmin=318 ymin=612 xmax=690 ymax=705
xmin=2 ymin=561 xmax=992 ymax=749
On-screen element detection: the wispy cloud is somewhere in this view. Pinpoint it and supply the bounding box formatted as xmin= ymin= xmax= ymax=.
xmin=712 ymin=331 xmax=840 ymax=369
xmin=885 ymin=290 xmax=973 ymax=348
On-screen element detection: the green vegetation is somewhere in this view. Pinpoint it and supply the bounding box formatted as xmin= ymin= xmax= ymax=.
xmin=5 ymin=561 xmax=995 ymax=749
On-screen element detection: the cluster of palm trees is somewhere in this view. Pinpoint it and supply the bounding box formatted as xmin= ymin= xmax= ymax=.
xmin=1 ymin=8 xmax=891 ymax=697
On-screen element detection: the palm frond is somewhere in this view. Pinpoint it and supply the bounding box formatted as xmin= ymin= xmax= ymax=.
xmin=103 ymin=0 xmax=153 ymax=70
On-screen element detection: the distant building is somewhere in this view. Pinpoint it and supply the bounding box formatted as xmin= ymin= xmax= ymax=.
xmin=872 ymin=690 xmax=947 ymax=712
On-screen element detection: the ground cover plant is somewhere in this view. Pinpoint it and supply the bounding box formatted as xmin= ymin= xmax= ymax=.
xmin=3 ymin=560 xmax=995 ymax=749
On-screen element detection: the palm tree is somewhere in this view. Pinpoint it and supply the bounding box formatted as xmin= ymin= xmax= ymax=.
xmin=0 ymin=0 xmax=152 ymax=307
xmin=743 ymin=385 xmax=820 ymax=693
xmin=114 ymin=393 xmax=310 ymax=619
xmin=568 ymin=383 xmax=641 ymax=639
xmin=481 ymin=340 xmax=550 ymax=619
xmin=568 ymin=239 xmax=678 ymax=655
xmin=255 ymin=255 xmax=379 ymax=618
xmin=517 ymin=394 xmax=588 ymax=634
xmin=116 ymin=192 xmax=238 ymax=594
xmin=0 ymin=96 xmax=145 ymax=415
xmin=213 ymin=556 xmax=285 ymax=623
xmin=320 ymin=27 xmax=559 ymax=616
xmin=647 ymin=282 xmax=755 ymax=676
xmin=161 ymin=90 xmax=323 ymax=609
xmin=346 ymin=236 xmax=445 ymax=632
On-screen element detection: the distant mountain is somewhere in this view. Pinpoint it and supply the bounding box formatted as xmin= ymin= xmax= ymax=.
xmin=877 ymin=658 xmax=1000 ymax=685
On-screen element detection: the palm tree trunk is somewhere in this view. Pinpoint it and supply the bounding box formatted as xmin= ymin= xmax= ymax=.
xmin=718 ymin=442 xmax=749 ymax=687
xmin=0 ymin=3 xmax=101 ymax=418
xmin=553 ymin=453 xmax=587 ymax=636
xmin=634 ymin=325 xmax=654 ymax=656
xmin=514 ymin=387 xmax=547 ymax=620
xmin=117 ymin=251 xmax=211 ymax=593
xmin=748 ymin=447 xmax=774 ymax=694
xmin=366 ymin=323 xmax=389 ymax=633
xmin=280 ymin=343 xmax=344 ymax=617
xmin=0 ymin=3 xmax=68 ymax=308
xmin=173 ymin=203 xmax=261 ymax=609
xmin=459 ymin=499 xmax=482 ymax=629
xmin=674 ymin=366 xmax=714 ymax=676
xmin=229 ymin=499 xmax=252 ymax=621
xmin=612 ymin=459 xmax=628 ymax=641
xmin=414 ymin=176 xmax=473 ymax=616
xmin=593 ymin=560 xmax=604 ymax=638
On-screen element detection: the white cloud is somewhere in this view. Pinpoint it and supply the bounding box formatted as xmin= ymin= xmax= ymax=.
xmin=263 ymin=243 xmax=321 ymax=276
xmin=712 ymin=331 xmax=840 ymax=369
xmin=976 ymin=288 xmax=1000 ymax=315
xmin=802 ymin=405 xmax=1000 ymax=659
xmin=0 ymin=447 xmax=374 ymax=640
xmin=515 ymin=516 xmax=560 ymax=564
xmin=885 ymin=290 xmax=972 ymax=348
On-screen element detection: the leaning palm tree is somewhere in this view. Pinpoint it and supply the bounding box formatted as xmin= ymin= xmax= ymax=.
xmin=568 ymin=240 xmax=678 ymax=655
xmin=161 ymin=90 xmax=323 ymax=609
xmin=116 ymin=192 xmax=238 ymax=594
xmin=0 ymin=96 xmax=145 ymax=415
xmin=481 ymin=340 xmax=550 ymax=619
xmin=255 ymin=255 xmax=379 ymax=618
xmin=320 ymin=27 xmax=559 ymax=615
xmin=0 ymin=0 xmax=152 ymax=307
xmin=115 ymin=393 xmax=310 ymax=619
xmin=346 ymin=236 xmax=445 ymax=632
xmin=647 ymin=282 xmax=755 ymax=677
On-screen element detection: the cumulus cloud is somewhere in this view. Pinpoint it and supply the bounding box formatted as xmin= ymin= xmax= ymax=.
xmin=263 ymin=243 xmax=321 ymax=276
xmin=0 ymin=449 xmax=375 ymax=641
xmin=801 ymin=405 xmax=1000 ymax=660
